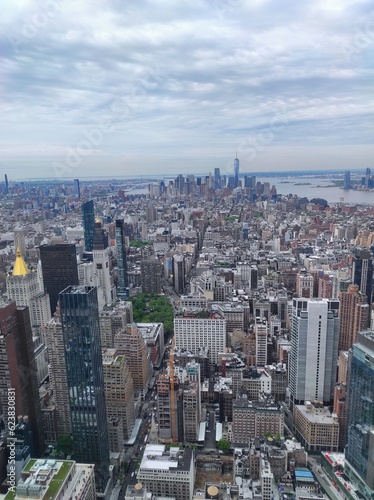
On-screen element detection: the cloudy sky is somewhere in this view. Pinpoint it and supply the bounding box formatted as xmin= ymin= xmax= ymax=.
xmin=1 ymin=0 xmax=373 ymax=180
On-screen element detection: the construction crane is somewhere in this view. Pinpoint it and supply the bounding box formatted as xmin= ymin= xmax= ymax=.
xmin=168 ymin=334 xmax=177 ymax=443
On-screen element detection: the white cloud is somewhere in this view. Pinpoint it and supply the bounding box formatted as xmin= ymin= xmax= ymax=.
xmin=0 ymin=0 xmax=373 ymax=178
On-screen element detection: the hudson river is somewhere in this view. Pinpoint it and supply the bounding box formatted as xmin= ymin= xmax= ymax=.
xmin=257 ymin=176 xmax=374 ymax=205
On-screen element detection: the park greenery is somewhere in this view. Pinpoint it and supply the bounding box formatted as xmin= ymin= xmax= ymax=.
xmin=129 ymin=240 xmax=152 ymax=248
xmin=216 ymin=439 xmax=231 ymax=453
xmin=56 ymin=434 xmax=74 ymax=458
xmin=127 ymin=294 xmax=174 ymax=337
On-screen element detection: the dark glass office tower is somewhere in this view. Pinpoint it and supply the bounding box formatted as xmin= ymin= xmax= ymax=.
xmin=39 ymin=244 xmax=79 ymax=315
xmin=345 ymin=330 xmax=374 ymax=498
xmin=352 ymin=248 xmax=373 ymax=311
xmin=73 ymin=178 xmax=80 ymax=199
xmin=115 ymin=219 xmax=128 ymax=297
xmin=60 ymin=286 xmax=110 ymax=494
xmin=82 ymin=200 xmax=95 ymax=252
xmin=0 ymin=302 xmax=45 ymax=457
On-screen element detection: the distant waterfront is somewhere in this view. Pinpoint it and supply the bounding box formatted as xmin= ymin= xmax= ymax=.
xmin=126 ymin=175 xmax=374 ymax=204
xmin=257 ymin=176 xmax=374 ymax=204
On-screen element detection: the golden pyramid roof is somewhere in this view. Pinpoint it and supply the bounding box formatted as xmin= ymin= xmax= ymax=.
xmin=13 ymin=248 xmax=29 ymax=276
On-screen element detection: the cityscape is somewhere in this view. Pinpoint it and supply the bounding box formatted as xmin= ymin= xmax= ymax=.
xmin=0 ymin=165 xmax=372 ymax=499
xmin=2 ymin=0 xmax=374 ymax=499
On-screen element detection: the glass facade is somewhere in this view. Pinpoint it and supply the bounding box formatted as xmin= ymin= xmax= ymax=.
xmin=352 ymin=248 xmax=373 ymax=309
xmin=346 ymin=331 xmax=374 ymax=497
xmin=115 ymin=219 xmax=128 ymax=296
xmin=39 ymin=244 xmax=79 ymax=315
xmin=60 ymin=286 xmax=110 ymax=493
xmin=82 ymin=200 xmax=95 ymax=252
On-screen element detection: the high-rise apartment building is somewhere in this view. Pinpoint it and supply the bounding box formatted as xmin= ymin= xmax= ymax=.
xmin=338 ymin=284 xmax=369 ymax=351
xmin=59 ymin=286 xmax=110 ymax=494
xmin=254 ymin=318 xmax=268 ymax=367
xmin=174 ymin=315 xmax=226 ymax=364
xmin=81 ymin=200 xmax=95 ymax=252
xmin=345 ymin=330 xmax=374 ymax=498
xmin=182 ymin=361 xmax=201 ymax=443
xmin=99 ymin=305 xmax=128 ymax=349
xmin=289 ymin=298 xmax=340 ymax=406
xmin=114 ymin=323 xmax=152 ymax=400
xmin=156 ymin=372 xmax=183 ymax=442
xmin=115 ymin=219 xmax=128 ymax=297
xmin=93 ymin=221 xmax=116 ymax=309
xmin=102 ymin=348 xmax=135 ymax=445
xmin=141 ymin=258 xmax=161 ymax=294
xmin=39 ymin=244 xmax=79 ymax=315
xmin=0 ymin=302 xmax=44 ymax=457
xmin=44 ymin=307 xmax=72 ymax=437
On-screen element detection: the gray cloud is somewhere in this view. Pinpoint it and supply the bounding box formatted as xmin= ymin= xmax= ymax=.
xmin=0 ymin=0 xmax=373 ymax=179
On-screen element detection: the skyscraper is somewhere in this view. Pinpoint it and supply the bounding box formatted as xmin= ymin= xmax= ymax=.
xmin=73 ymin=178 xmax=80 ymax=199
xmin=93 ymin=221 xmax=116 ymax=309
xmin=115 ymin=219 xmax=128 ymax=297
xmin=345 ymin=330 xmax=374 ymax=498
xmin=289 ymin=298 xmax=340 ymax=406
xmin=141 ymin=258 xmax=161 ymax=294
xmin=172 ymin=254 xmax=185 ymax=294
xmin=234 ymin=155 xmax=239 ymax=188
xmin=39 ymin=244 xmax=79 ymax=315
xmin=7 ymin=249 xmax=51 ymax=385
xmin=102 ymin=348 xmax=135 ymax=443
xmin=183 ymin=361 xmax=201 ymax=442
xmin=352 ymin=248 xmax=373 ymax=309
xmin=4 ymin=174 xmax=8 ymax=195
xmin=344 ymin=171 xmax=351 ymax=189
xmin=59 ymin=285 xmax=110 ymax=494
xmin=338 ymin=284 xmax=369 ymax=351
xmin=44 ymin=306 xmax=72 ymax=437
xmin=114 ymin=323 xmax=152 ymax=400
xmin=0 ymin=301 xmax=45 ymax=457
xmin=81 ymin=200 xmax=95 ymax=252
xmin=214 ymin=167 xmax=221 ymax=189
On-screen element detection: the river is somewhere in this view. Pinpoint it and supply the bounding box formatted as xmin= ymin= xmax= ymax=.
xmin=257 ymin=176 xmax=374 ymax=205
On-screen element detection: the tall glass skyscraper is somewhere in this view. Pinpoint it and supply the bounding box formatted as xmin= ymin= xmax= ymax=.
xmin=39 ymin=244 xmax=79 ymax=315
xmin=345 ymin=330 xmax=374 ymax=498
xmin=352 ymin=248 xmax=373 ymax=315
xmin=73 ymin=178 xmax=80 ymax=199
xmin=115 ymin=219 xmax=128 ymax=297
xmin=82 ymin=200 xmax=95 ymax=252
xmin=234 ymin=156 xmax=239 ymax=188
xmin=60 ymin=285 xmax=110 ymax=494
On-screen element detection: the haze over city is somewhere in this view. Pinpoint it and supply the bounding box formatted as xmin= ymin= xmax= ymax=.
xmin=1 ymin=0 xmax=374 ymax=179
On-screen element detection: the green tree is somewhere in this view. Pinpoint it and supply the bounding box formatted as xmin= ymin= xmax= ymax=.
xmin=56 ymin=435 xmax=74 ymax=457
xmin=217 ymin=439 xmax=231 ymax=453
